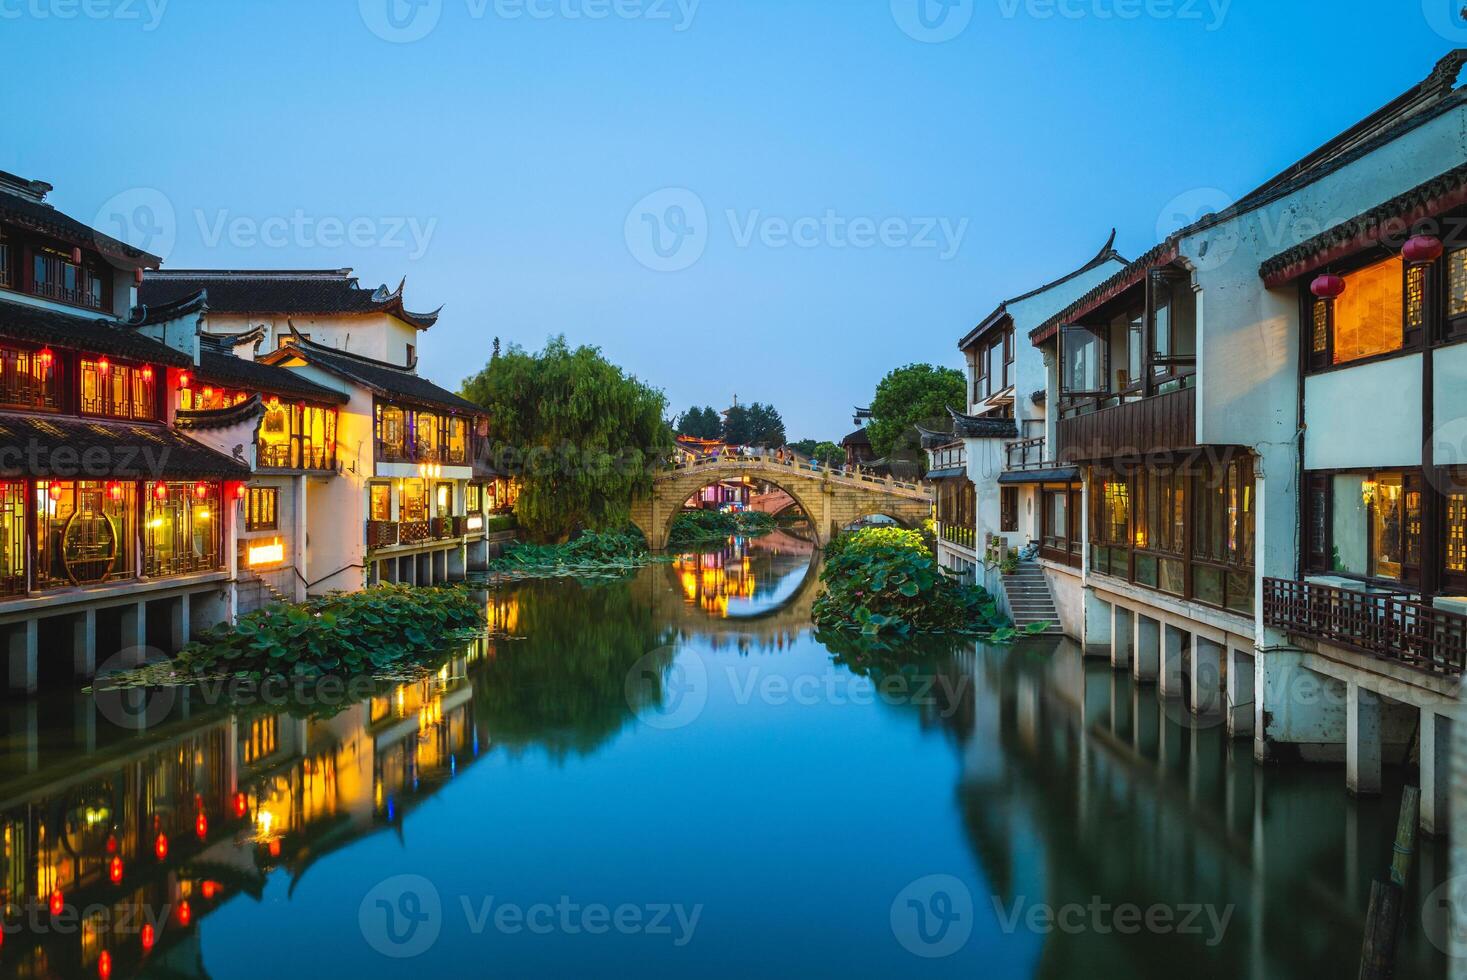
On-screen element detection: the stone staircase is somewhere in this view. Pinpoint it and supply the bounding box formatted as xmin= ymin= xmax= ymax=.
xmin=1002 ymin=562 xmax=1064 ymax=635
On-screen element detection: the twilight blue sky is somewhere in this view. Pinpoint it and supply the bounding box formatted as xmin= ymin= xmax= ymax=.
xmin=1 ymin=1 xmax=1457 ymax=440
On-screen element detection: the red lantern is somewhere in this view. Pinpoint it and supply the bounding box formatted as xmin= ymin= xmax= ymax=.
xmin=108 ymin=855 xmax=123 ymax=884
xmin=48 ymin=483 xmax=62 ymax=501
xmin=194 ymin=482 xmax=209 ymax=499
xmin=1404 ymin=235 xmax=1444 ymax=265
xmin=177 ymin=900 xmax=192 ymax=927
xmin=37 ymin=346 xmax=53 ymax=366
xmin=98 ymin=951 xmax=112 ymax=980
xmin=179 ymin=371 xmax=191 ymax=389
xmin=154 ymin=482 xmax=168 ymax=501
xmin=196 ymin=811 xmax=208 ymax=839
xmin=134 ymin=267 xmax=145 ymax=286
xmin=96 ymin=356 xmax=110 ymax=373
xmin=236 ymin=483 xmax=248 ymax=500
xmin=1310 ymin=274 xmax=1346 ymax=300
xmin=202 ymin=386 xmax=214 ymax=400
xmin=49 ymin=890 xmax=64 ymax=917
xmin=70 ymin=246 xmax=82 ymax=265
xmin=202 ymin=880 xmax=220 ymax=900
xmin=108 ymin=482 xmax=123 ymax=501
xmin=141 ymin=365 xmax=153 ymax=381
xmin=154 ymin=832 xmax=169 ymax=860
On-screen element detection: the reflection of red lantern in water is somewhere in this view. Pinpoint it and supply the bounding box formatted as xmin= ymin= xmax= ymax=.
xmin=108 ymin=855 xmax=123 ymax=884
xmin=141 ymin=924 xmax=155 ymax=952
xmin=202 ymin=881 xmax=220 ymax=900
xmin=49 ymin=890 xmax=64 ymax=916
xmin=196 ymin=812 xmax=208 ymax=839
xmin=233 ymin=792 xmax=248 ymax=818
xmin=177 ymin=901 xmax=192 ymax=927
xmin=98 ymin=951 xmax=112 ymax=979
xmin=154 ymin=833 xmax=169 ymax=860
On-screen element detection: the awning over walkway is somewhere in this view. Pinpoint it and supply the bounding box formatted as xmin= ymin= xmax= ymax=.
xmin=998 ymin=467 xmax=1080 ymax=485
xmin=926 ymin=467 xmax=968 ymax=481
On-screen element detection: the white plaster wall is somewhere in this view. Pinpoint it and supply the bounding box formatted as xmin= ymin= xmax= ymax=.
xmin=198 ymin=311 xmax=420 ymax=367
xmin=238 ymin=475 xmax=298 ymax=567
xmin=1179 ymin=101 xmax=1467 ymax=588
xmin=1303 ymin=355 xmax=1423 ymax=470
xmin=1434 ymin=342 xmax=1467 ymax=465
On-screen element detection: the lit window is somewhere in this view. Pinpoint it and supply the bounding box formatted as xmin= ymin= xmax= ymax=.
xmin=245 ymin=488 xmax=278 ymax=532
xmin=370 ymin=484 xmax=392 ymax=522
xmin=1333 ymin=257 xmax=1404 ymax=365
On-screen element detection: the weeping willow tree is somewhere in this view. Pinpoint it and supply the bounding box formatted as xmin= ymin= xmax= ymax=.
xmin=461 ymin=336 xmax=675 ymax=542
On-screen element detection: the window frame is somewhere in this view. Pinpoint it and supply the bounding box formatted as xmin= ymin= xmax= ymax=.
xmin=245 ymin=487 xmax=279 ymax=532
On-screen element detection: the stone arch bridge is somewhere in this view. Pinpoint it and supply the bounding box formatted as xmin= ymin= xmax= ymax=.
xmin=630 ymin=454 xmax=932 ymax=551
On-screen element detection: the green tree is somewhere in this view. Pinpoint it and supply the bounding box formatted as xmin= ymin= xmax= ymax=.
xmin=722 ymin=403 xmax=750 ymax=444
xmin=745 ymin=402 xmax=786 ymax=447
xmin=865 ymin=363 xmax=966 ymax=459
xmin=675 ymin=405 xmax=722 ymax=439
xmin=461 ymin=336 xmax=675 ymax=542
xmin=811 ymin=441 xmax=844 ymax=467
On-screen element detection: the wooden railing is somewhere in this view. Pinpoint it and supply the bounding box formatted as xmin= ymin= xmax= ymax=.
xmin=667 ymin=452 xmax=928 ymax=496
xmin=431 ymin=517 xmax=456 ymax=540
xmin=1004 ymin=437 xmax=1048 ymax=471
xmin=1056 ymin=378 xmax=1197 ymax=462
xmin=366 ymin=521 xmax=399 ymax=550
xmin=940 ymin=522 xmax=975 ymax=550
xmin=1263 ymin=577 xmax=1467 ymax=676
xmin=399 ymin=521 xmax=432 ymax=545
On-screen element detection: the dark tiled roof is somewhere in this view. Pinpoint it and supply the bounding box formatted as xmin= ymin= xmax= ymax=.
xmin=141 ymin=270 xmax=441 ymax=329
xmin=959 ymin=230 xmax=1128 ymax=351
xmin=1029 ymin=242 xmax=1179 ymax=346
xmin=0 ymin=297 xmax=191 ymax=367
xmin=1180 ymin=51 xmax=1467 ymax=241
xmin=0 ymin=414 xmax=249 ymax=479
xmin=842 ymin=426 xmax=871 ymax=446
xmin=0 ymin=184 xmax=159 ymax=267
xmin=175 ymin=394 xmax=267 ymax=432
xmin=262 ymin=335 xmax=482 ymax=415
xmin=926 ymin=467 xmax=967 ymax=481
xmin=1260 ymin=161 xmax=1467 ymax=286
xmin=998 ymin=467 xmax=1080 ymax=485
xmin=128 ymin=289 xmax=208 ymax=327
xmin=197 ymin=348 xmax=349 ymax=404
xmin=949 ymin=407 xmax=1018 ymax=440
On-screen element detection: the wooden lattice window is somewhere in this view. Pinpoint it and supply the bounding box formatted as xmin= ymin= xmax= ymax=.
xmin=245 ymin=487 xmax=278 ymax=531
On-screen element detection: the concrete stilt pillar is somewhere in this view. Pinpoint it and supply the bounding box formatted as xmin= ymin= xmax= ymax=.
xmin=294 ymin=475 xmax=308 ymax=602
xmin=169 ymin=595 xmax=191 ymax=651
xmin=1110 ymin=674 xmax=1131 ymax=737
xmin=1082 ymin=665 xmax=1109 ymax=730
xmin=6 ymin=619 xmax=38 ymax=694
xmin=1160 ymin=624 xmax=1186 ymax=700
xmin=120 ymin=601 xmax=147 ymax=661
xmin=72 ymin=608 xmax=97 ymax=680
xmin=1226 ymin=647 xmax=1255 ymax=738
xmin=21 ymin=700 xmax=37 ymax=772
xmin=1133 ymin=614 xmax=1160 ymax=684
xmin=1084 ymin=590 xmax=1112 ymax=658
xmin=1111 ymin=604 xmax=1133 ymax=671
xmin=74 ymin=696 xmax=96 ymax=753
xmin=1190 ymin=636 xmax=1224 ymax=716
xmin=1421 ymin=709 xmax=1452 ymax=836
xmin=448 ymin=545 xmax=465 ymax=580
xmin=1346 ymin=682 xmax=1382 ymax=797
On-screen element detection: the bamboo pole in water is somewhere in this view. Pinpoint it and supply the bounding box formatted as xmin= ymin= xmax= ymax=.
xmin=1358 ymin=785 xmax=1420 ymax=980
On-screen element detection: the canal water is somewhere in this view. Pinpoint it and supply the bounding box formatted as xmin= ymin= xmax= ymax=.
xmin=0 ymin=532 xmax=1453 ymax=978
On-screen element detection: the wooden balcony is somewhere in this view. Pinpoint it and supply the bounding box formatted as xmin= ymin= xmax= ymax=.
xmin=1263 ymin=577 xmax=1467 ymax=676
xmin=366 ymin=520 xmax=399 ymax=550
xmin=1056 ymin=383 xmax=1197 ymax=462
xmin=1004 ymin=437 xmax=1047 ymax=472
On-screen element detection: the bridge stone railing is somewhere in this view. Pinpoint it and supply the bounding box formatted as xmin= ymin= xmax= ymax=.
xmin=665 ymin=453 xmax=929 ymax=498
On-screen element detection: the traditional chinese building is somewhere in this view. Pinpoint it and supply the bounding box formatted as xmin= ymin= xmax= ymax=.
xmin=140 ymin=270 xmax=495 ymax=594
xmin=0 ymin=173 xmax=249 ymax=692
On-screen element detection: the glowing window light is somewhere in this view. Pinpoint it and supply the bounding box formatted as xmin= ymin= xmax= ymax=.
xmin=247 ymin=539 xmax=285 ymax=568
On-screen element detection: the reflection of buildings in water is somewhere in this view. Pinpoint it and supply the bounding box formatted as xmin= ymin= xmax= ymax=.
xmin=672 ymin=532 xmax=816 ymax=620
xmin=0 ymin=642 xmax=493 ymax=979
xmin=934 ymin=639 xmax=1449 ymax=980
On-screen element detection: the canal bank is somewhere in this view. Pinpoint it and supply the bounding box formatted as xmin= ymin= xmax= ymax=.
xmin=0 ymin=536 xmax=1450 ymax=978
